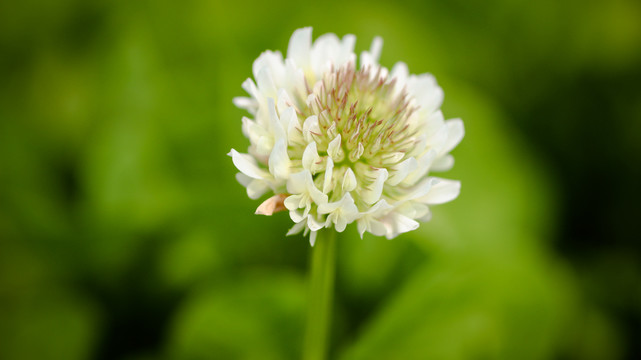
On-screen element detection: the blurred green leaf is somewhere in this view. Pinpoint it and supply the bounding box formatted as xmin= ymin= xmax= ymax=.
xmin=157 ymin=228 xmax=223 ymax=289
xmin=167 ymin=271 xmax=306 ymax=360
xmin=0 ymin=243 xmax=99 ymax=360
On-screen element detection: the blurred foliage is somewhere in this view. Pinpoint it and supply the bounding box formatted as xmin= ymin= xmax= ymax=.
xmin=0 ymin=0 xmax=639 ymax=359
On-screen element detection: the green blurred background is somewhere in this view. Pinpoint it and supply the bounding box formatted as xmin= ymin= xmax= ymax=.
xmin=1 ymin=0 xmax=640 ymax=359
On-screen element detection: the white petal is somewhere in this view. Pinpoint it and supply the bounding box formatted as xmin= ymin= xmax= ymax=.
xmin=381 ymin=152 xmax=405 ymax=165
xmin=431 ymin=154 xmax=454 ymax=172
xmin=235 ymin=172 xmax=252 ymax=187
xmin=303 ymin=115 xmax=320 ymax=143
xmin=402 ymin=149 xmax=436 ymax=186
xmin=388 ymin=157 xmax=418 ymax=185
xmin=306 ymin=174 xmax=329 ymax=206
xmin=418 ymin=208 xmax=432 ymax=222
xmin=241 ymin=78 xmax=259 ymax=99
xmin=366 ymin=199 xmax=394 ymax=216
xmin=285 ymin=57 xmax=305 ymax=85
xmin=396 ymin=201 xmax=427 ymax=219
xmin=276 ymin=89 xmax=293 ymax=113
xmin=246 ymin=180 xmax=270 ymax=200
xmin=357 ymin=220 xmax=367 ymax=238
xmin=255 ymin=136 xmax=274 ymax=157
xmin=309 ymin=230 xmax=318 ymax=246
xmin=422 ymin=179 xmax=461 ymax=205
xmin=311 ymin=33 xmax=340 ymax=75
xmin=228 ymin=149 xmax=269 ymax=179
xmin=327 ymin=134 xmax=342 ymax=161
xmin=335 ymin=217 xmax=347 ymax=232
xmin=408 ymin=74 xmax=443 ymax=114
xmin=338 ymin=192 xmax=358 ymax=215
xmin=323 ymin=157 xmax=334 ymax=194
xmin=256 ymin=66 xmax=277 ymax=97
xmin=361 ymin=168 xmax=388 ymax=205
xmin=279 ymin=107 xmax=297 ymax=139
xmin=307 ymin=215 xmax=325 ymax=231
xmin=441 ymin=118 xmax=464 ymax=155
xmin=360 ymin=52 xmax=374 ymax=71
xmin=428 ymin=122 xmax=449 ymax=154
xmin=287 ymin=220 xmax=306 ymax=236
xmin=320 ymin=193 xmax=358 ymax=231
xmin=242 ymin=116 xmax=269 ymax=144
xmin=413 ymin=203 xmax=430 ymax=219
xmin=287 ymin=170 xmax=308 ymax=194
xmin=236 ymin=173 xmax=269 ymax=200
xmin=268 ymin=98 xmax=286 ymax=142
xmin=424 ymin=110 xmax=446 ymax=136
xmin=302 ymin=142 xmax=320 ymax=171
xmin=252 ymin=50 xmax=284 ymax=82
xmin=342 ymin=167 xmax=357 ymax=192
xmin=386 ymin=213 xmax=419 ymax=239
xmin=395 ymin=214 xmax=420 ymax=233
xmin=284 ymin=194 xmax=303 ymax=211
xmin=369 ymin=36 xmax=383 ymax=64
xmin=241 ymin=116 xmax=255 ymax=138
xmin=405 ymin=177 xmax=439 ymax=201
xmin=337 ymin=34 xmax=356 ymax=65
xmin=317 ymin=201 xmax=337 ymax=214
xmin=289 ymin=209 xmax=306 ymax=223
xmin=287 ymin=112 xmax=304 ymax=144
xmin=369 ymin=219 xmax=388 ymax=237
xmin=349 ymin=142 xmax=364 ymax=162
xmin=268 ymin=138 xmax=290 ymax=179
xmin=288 ymin=27 xmax=312 ymax=69
xmin=360 ymin=37 xmax=383 ymax=69
xmin=391 ymin=61 xmax=409 ymax=93
xmin=233 ymin=97 xmax=258 ymax=113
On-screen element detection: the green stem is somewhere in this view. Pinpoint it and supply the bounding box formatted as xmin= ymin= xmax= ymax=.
xmin=303 ymin=229 xmax=337 ymax=360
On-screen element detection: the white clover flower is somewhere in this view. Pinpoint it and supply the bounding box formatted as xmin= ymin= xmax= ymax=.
xmin=229 ymin=27 xmax=464 ymax=245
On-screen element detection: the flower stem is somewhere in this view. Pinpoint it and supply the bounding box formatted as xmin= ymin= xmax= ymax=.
xmin=303 ymin=229 xmax=336 ymax=360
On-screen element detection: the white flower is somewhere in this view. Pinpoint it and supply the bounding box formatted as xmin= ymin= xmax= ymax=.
xmin=229 ymin=27 xmax=464 ymax=245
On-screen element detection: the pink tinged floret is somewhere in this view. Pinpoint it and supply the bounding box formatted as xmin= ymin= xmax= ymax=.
xmin=255 ymin=194 xmax=288 ymax=215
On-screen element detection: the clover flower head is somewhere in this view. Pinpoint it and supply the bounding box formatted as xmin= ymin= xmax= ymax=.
xmin=229 ymin=27 xmax=464 ymax=245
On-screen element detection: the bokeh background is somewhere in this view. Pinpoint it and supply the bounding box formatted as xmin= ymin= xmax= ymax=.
xmin=1 ymin=0 xmax=640 ymax=359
